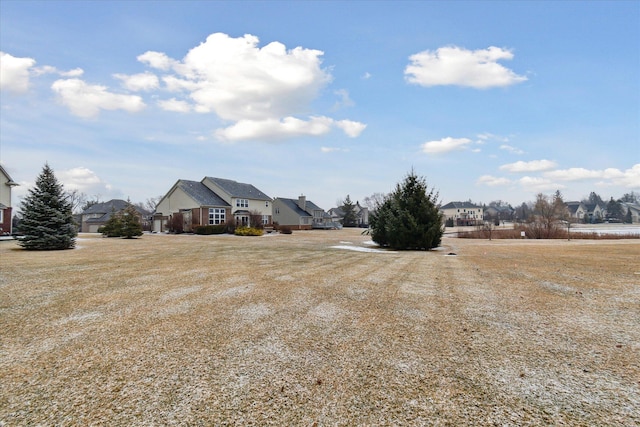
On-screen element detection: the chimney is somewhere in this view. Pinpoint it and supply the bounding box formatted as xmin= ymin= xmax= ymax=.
xmin=298 ymin=195 xmax=307 ymax=211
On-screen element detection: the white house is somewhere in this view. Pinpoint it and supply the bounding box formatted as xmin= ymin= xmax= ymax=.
xmin=0 ymin=165 xmax=18 ymax=235
xmin=440 ymin=201 xmax=484 ymax=226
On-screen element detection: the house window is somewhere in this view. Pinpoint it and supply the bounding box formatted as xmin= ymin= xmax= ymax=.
xmin=209 ymin=208 xmax=226 ymax=225
xmin=275 ymin=207 xmax=280 ymax=214
xmin=262 ymin=215 xmax=269 ymax=225
xmin=236 ymin=199 xmax=248 ymax=208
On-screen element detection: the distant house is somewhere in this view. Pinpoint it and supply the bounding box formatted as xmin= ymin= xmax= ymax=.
xmin=154 ymin=177 xmax=272 ymax=232
xmin=621 ymin=202 xmax=640 ymax=224
xmin=273 ymin=195 xmax=332 ymax=230
xmin=0 ymin=165 xmax=19 ymax=234
xmin=584 ymin=202 xmax=607 ymax=223
xmin=440 ymin=201 xmax=484 ymax=226
xmin=484 ymin=205 xmax=515 ymax=222
xmin=80 ymin=199 xmax=150 ymax=233
xmin=565 ymin=201 xmax=588 ymax=222
xmin=328 ymin=202 xmax=369 ymax=227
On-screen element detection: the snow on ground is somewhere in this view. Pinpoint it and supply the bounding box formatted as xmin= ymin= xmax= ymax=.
xmin=570 ymin=225 xmax=640 ymax=235
xmin=330 ymin=245 xmax=396 ymax=253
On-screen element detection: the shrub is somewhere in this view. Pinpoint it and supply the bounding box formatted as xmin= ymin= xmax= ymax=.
xmin=279 ymin=225 xmax=293 ymax=234
xmin=234 ymin=226 xmax=264 ymax=236
xmin=194 ymin=225 xmax=228 ymax=235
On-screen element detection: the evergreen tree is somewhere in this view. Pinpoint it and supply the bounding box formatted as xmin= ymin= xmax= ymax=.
xmin=620 ymin=191 xmax=639 ymax=203
xmin=340 ymin=195 xmax=358 ymax=227
xmin=605 ymin=198 xmax=624 ymax=221
xmin=19 ymin=163 xmax=77 ymax=250
xmin=624 ymin=209 xmax=632 ymax=224
xmin=100 ymin=202 xmax=143 ymax=238
xmin=119 ymin=202 xmax=144 ymax=238
xmin=99 ymin=207 xmax=123 ymax=237
xmin=369 ymin=171 xmax=443 ymax=250
xmin=585 ymin=191 xmax=604 ymax=205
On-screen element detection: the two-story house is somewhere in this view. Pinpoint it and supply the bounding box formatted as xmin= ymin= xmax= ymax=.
xmin=272 ymin=195 xmax=332 ymax=230
xmin=440 ymin=201 xmax=484 ymax=226
xmin=565 ymin=201 xmax=588 ymax=222
xmin=80 ymin=199 xmax=151 ymax=232
xmin=0 ymin=165 xmax=19 ymax=235
xmin=154 ymin=177 xmax=272 ymax=232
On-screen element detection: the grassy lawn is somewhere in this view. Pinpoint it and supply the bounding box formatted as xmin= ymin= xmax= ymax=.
xmin=1 ymin=230 xmax=638 ymax=425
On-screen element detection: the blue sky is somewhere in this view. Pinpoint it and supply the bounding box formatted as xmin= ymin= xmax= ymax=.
xmin=1 ymin=1 xmax=638 ymax=210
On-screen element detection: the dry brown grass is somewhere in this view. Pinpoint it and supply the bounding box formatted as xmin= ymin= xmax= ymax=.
xmin=1 ymin=230 xmax=638 ymax=426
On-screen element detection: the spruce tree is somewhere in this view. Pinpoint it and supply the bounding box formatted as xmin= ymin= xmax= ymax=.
xmin=370 ymin=171 xmax=443 ymax=250
xmin=19 ymin=164 xmax=77 ymax=250
xmin=119 ymin=202 xmax=143 ymax=238
xmin=99 ymin=207 xmax=123 ymax=237
xmin=341 ymin=195 xmax=358 ymax=227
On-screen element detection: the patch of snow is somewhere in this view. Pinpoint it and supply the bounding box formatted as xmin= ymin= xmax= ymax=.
xmin=330 ymin=245 xmax=396 ymax=253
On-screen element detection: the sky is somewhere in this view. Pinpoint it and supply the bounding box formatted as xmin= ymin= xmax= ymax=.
xmin=1 ymin=0 xmax=639 ymax=211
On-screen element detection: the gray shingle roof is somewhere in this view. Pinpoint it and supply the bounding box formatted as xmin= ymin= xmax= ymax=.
xmin=82 ymin=199 xmax=132 ymax=215
xmin=82 ymin=199 xmax=151 ymax=223
xmin=440 ymin=201 xmax=482 ymax=210
xmin=278 ymin=198 xmax=314 ymax=217
xmin=177 ymin=180 xmax=229 ymax=207
xmin=205 ymin=177 xmax=271 ymax=201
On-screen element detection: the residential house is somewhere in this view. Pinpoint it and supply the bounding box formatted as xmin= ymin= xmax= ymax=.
xmin=621 ymin=202 xmax=640 ymax=224
xmin=565 ymin=201 xmax=588 ymax=222
xmin=328 ymin=202 xmax=369 ymax=227
xmin=484 ymin=205 xmax=515 ymax=222
xmin=154 ymin=177 xmax=272 ymax=232
xmin=584 ymin=202 xmax=607 ymax=223
xmin=0 ymin=165 xmax=19 ymax=234
xmin=440 ymin=201 xmax=484 ymax=226
xmin=80 ymin=199 xmax=151 ymax=233
xmin=273 ymin=195 xmax=333 ymax=230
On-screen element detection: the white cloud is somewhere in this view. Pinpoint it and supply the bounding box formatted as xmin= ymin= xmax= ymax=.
xmin=158 ymin=98 xmax=192 ymax=113
xmin=421 ymin=137 xmax=472 ymax=154
xmin=154 ymin=33 xmax=332 ymax=121
xmin=518 ymin=176 xmax=563 ymax=193
xmin=321 ymin=146 xmax=349 ymax=153
xmin=405 ymin=46 xmax=527 ymax=89
xmin=113 ymin=72 xmax=159 ymax=91
xmin=500 ymin=144 xmax=525 ymax=155
xmin=137 ymin=51 xmax=177 ymax=71
xmin=544 ymin=164 xmax=640 ymax=188
xmin=500 ymin=159 xmax=557 ymax=173
xmin=137 ymin=33 xmax=363 ymax=142
xmin=0 ymin=51 xmax=36 ymax=93
xmin=51 ymin=78 xmax=146 ymax=118
xmin=57 ymin=167 xmax=113 ymax=195
xmin=335 ymin=119 xmax=366 ymax=137
xmin=33 ymin=65 xmax=84 ymax=77
xmin=333 ymin=89 xmax=354 ymax=109
xmin=215 ymin=116 xmax=334 ymax=142
xmin=477 ymin=175 xmax=511 ymax=186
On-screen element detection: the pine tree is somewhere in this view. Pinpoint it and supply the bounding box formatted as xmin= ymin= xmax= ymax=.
xmin=340 ymin=195 xmax=358 ymax=227
xmin=624 ymin=209 xmax=632 ymax=224
xmin=19 ymin=164 xmax=77 ymax=250
xmin=99 ymin=207 xmax=123 ymax=237
xmin=369 ymin=171 xmax=443 ymax=250
xmin=119 ymin=202 xmax=143 ymax=238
